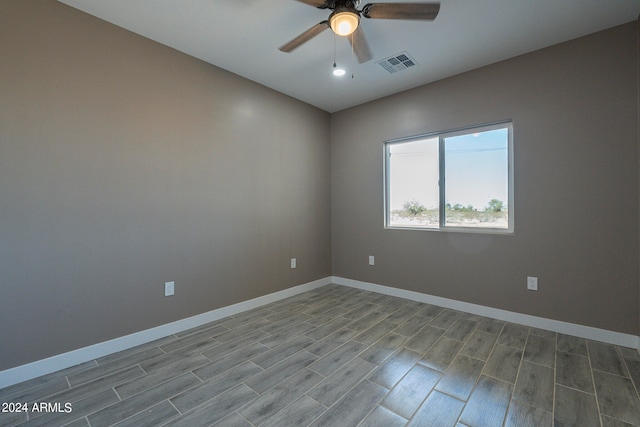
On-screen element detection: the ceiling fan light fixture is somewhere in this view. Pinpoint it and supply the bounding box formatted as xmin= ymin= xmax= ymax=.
xmin=329 ymin=10 xmax=359 ymax=36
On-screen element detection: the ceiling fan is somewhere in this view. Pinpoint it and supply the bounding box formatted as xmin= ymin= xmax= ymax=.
xmin=279 ymin=0 xmax=440 ymax=63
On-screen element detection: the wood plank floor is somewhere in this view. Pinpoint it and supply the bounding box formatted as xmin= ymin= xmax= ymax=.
xmin=2 ymin=284 xmax=640 ymax=426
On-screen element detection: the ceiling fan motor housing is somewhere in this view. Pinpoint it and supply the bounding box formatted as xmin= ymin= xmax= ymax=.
xmin=323 ymin=0 xmax=359 ymax=9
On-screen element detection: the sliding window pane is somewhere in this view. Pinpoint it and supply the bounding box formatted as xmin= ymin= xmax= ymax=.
xmin=388 ymin=137 xmax=439 ymax=228
xmin=443 ymin=128 xmax=509 ymax=228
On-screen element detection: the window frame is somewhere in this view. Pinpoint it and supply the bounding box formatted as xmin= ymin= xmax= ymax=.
xmin=384 ymin=121 xmax=514 ymax=234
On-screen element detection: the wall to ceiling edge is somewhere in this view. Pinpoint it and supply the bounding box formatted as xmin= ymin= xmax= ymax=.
xmin=331 ymin=21 xmax=640 ymax=336
xmin=0 ymin=0 xmax=331 ymax=371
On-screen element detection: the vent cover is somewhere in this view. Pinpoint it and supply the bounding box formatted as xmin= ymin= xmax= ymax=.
xmin=377 ymin=52 xmax=418 ymax=74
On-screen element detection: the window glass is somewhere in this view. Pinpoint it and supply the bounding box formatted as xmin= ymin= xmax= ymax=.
xmin=388 ymin=137 xmax=439 ymax=228
xmin=385 ymin=122 xmax=513 ymax=233
xmin=444 ymin=128 xmax=509 ymax=228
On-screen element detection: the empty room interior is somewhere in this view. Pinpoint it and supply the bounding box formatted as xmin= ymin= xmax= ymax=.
xmin=1 ymin=0 xmax=640 ymax=426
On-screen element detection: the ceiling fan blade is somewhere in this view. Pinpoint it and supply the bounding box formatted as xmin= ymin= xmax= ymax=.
xmin=279 ymin=21 xmax=330 ymax=52
xmin=294 ymin=0 xmax=327 ymax=8
xmin=349 ymin=26 xmax=372 ymax=63
xmin=362 ymin=3 xmax=440 ymax=20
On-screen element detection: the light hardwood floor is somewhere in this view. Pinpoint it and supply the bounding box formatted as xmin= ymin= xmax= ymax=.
xmin=2 ymin=284 xmax=640 ymax=426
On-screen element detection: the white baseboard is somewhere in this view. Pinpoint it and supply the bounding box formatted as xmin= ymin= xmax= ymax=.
xmin=3 ymin=275 xmax=637 ymax=389
xmin=331 ymin=276 xmax=640 ymax=349
xmin=0 ymin=277 xmax=331 ymax=389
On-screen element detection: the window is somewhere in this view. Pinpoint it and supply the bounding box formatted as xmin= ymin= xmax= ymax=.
xmin=384 ymin=122 xmax=513 ymax=232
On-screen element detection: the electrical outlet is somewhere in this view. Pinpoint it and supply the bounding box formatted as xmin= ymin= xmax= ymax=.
xmin=290 ymin=258 xmax=297 ymax=269
xmin=369 ymin=255 xmax=375 ymax=266
xmin=165 ymin=281 xmax=175 ymax=297
xmin=527 ymin=276 xmax=538 ymax=291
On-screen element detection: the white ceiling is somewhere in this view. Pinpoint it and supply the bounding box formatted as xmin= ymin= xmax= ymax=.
xmin=58 ymin=0 xmax=639 ymax=113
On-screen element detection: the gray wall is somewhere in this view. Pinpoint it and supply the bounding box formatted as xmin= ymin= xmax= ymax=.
xmin=331 ymin=22 xmax=639 ymax=335
xmin=0 ymin=1 xmax=331 ymax=370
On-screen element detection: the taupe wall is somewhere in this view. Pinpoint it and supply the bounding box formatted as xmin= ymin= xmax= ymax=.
xmin=331 ymin=23 xmax=639 ymax=335
xmin=0 ymin=1 xmax=331 ymax=370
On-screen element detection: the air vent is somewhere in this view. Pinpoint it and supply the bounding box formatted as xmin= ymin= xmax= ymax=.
xmin=377 ymin=52 xmax=418 ymax=74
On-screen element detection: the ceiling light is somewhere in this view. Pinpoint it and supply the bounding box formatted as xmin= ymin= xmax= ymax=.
xmin=333 ymin=68 xmax=346 ymax=76
xmin=329 ymin=9 xmax=359 ymax=36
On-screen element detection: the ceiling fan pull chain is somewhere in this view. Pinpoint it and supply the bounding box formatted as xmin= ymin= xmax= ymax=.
xmin=333 ymin=31 xmax=338 ymax=71
xmin=351 ymin=32 xmax=355 ymax=78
